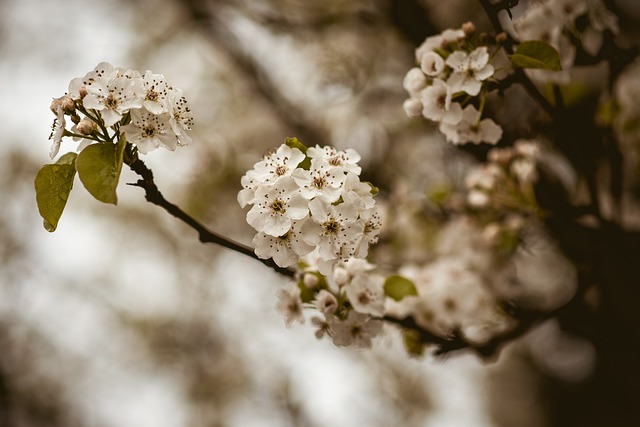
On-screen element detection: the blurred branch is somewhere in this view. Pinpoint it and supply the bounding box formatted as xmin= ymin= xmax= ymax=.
xmin=179 ymin=0 xmax=326 ymax=147
xmin=128 ymin=157 xmax=296 ymax=278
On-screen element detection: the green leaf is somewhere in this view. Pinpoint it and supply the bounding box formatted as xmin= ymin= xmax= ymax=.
xmin=384 ymin=275 xmax=418 ymax=301
xmin=511 ymin=40 xmax=562 ymax=71
xmin=35 ymin=153 xmax=78 ymax=232
xmin=403 ymin=329 xmax=425 ymax=357
xmin=75 ymin=138 xmax=125 ymax=205
xmin=285 ymin=137 xmax=311 ymax=170
xmin=284 ymin=137 xmax=307 ymax=154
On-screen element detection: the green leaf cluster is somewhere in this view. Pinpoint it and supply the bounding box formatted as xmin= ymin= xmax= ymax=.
xmin=34 ymin=138 xmax=126 ymax=232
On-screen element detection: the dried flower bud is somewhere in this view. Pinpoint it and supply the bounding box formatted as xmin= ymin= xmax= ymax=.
xmin=76 ymin=118 xmax=96 ymax=135
xmin=78 ymin=87 xmax=88 ymax=99
xmin=71 ymin=114 xmax=81 ymax=124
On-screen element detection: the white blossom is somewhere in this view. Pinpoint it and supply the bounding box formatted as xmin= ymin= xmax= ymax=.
xmin=246 ymin=177 xmax=309 ymax=236
xmin=403 ymin=67 xmax=427 ymax=95
xmin=48 ymin=105 xmax=65 ymax=159
xmin=446 ymin=47 xmax=495 ymax=96
xmin=420 ymin=51 xmax=445 ymax=77
xmin=276 ymin=286 xmax=305 ymax=327
xmin=83 ymin=72 xmax=142 ymax=127
xmin=439 ymin=104 xmax=502 ymax=145
xmin=345 ymin=272 xmax=385 ymax=316
xmin=330 ymin=311 xmax=383 ymax=348
xmin=252 ymin=219 xmax=315 ymax=267
xmin=121 ymin=108 xmax=176 ymax=154
xmin=303 ymin=198 xmax=363 ymax=262
xmin=421 ymin=78 xmax=463 ymax=125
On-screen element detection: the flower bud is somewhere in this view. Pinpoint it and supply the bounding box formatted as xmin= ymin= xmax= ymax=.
xmin=462 ymin=21 xmax=476 ymax=36
xmin=76 ymin=118 xmax=96 ymax=135
xmin=61 ymin=96 xmax=76 ymax=114
xmin=78 ymin=87 xmax=88 ymax=99
xmin=303 ymin=273 xmax=319 ymax=288
xmin=495 ymin=32 xmax=508 ymax=44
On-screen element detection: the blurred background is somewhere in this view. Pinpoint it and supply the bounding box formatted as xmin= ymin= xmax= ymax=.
xmin=1 ymin=0 xmax=639 ymax=426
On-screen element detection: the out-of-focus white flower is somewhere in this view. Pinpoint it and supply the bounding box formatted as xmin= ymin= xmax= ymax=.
xmin=403 ymin=98 xmax=423 ymax=117
xmin=330 ymin=311 xmax=383 ymax=348
xmin=276 ymin=286 xmax=305 ymax=327
xmin=403 ymin=67 xmax=428 ymax=95
xmin=314 ymin=290 xmax=338 ymax=315
xmin=345 ymin=273 xmax=385 ymax=316
xmin=439 ymin=104 xmax=502 ymax=145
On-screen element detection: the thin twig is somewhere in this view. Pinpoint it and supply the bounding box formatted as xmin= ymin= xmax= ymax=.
xmin=127 ymin=158 xmax=295 ymax=278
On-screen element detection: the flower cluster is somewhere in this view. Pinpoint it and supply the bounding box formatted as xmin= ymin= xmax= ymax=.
xmin=386 ymin=217 xmax=515 ymax=347
xmin=464 ymin=139 xmax=542 ymax=253
xmin=277 ymin=258 xmax=385 ymax=349
xmin=48 ymin=61 xmax=193 ymax=159
xmin=402 ymin=23 xmax=502 ymax=145
xmin=239 ymin=140 xmax=382 ymax=273
xmin=514 ymin=0 xmax=618 ymax=84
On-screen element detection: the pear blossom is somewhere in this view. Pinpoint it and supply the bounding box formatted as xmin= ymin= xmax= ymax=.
xmin=276 ymin=286 xmax=305 ymax=327
xmin=120 ymin=108 xmax=176 ymax=154
xmin=167 ymin=89 xmax=194 ymax=146
xmin=303 ymin=198 xmax=363 ymax=262
xmin=246 ymin=177 xmax=309 ymax=236
xmin=307 ymin=145 xmax=362 ymax=176
xmin=446 ymin=47 xmax=495 ymax=96
xmin=403 ymin=67 xmax=427 ymax=95
xmin=252 ymin=220 xmax=315 ymax=267
xmin=420 ymin=51 xmax=445 ymax=77
xmin=48 ymin=105 xmax=65 ymax=159
xmin=330 ymin=311 xmax=383 ymax=348
xmin=83 ymin=72 xmax=142 ymax=127
xmin=439 ymin=104 xmax=502 ymax=145
xmin=314 ymin=290 xmax=338 ymax=315
xmin=292 ymin=165 xmax=346 ymax=202
xmin=136 ymin=70 xmax=170 ymax=114
xmin=421 ymin=79 xmax=463 ymax=125
xmin=345 ymin=272 xmax=385 ymax=316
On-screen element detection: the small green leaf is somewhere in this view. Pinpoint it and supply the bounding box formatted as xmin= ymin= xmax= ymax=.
xmin=403 ymin=329 xmax=425 ymax=357
xmin=75 ymin=139 xmax=125 ymax=205
xmin=384 ymin=275 xmax=418 ymax=301
xmin=285 ymin=137 xmax=311 ymax=170
xmin=35 ymin=153 xmax=78 ymax=232
xmin=285 ymin=137 xmax=307 ymax=154
xmin=511 ymin=40 xmax=562 ymax=71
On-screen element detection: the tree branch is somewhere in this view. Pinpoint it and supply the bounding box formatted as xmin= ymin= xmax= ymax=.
xmin=127 ymin=158 xmax=295 ymax=278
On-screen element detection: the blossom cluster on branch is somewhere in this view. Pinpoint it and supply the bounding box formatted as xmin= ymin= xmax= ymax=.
xmin=402 ymin=22 xmax=503 ymax=145
xmin=49 ymin=61 xmax=193 ymax=159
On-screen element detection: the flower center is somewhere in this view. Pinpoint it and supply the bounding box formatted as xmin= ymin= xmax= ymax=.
xmin=270 ymin=198 xmax=286 ymax=213
xmin=323 ymin=218 xmax=340 ymax=235
xmin=275 ymin=165 xmax=287 ymax=176
xmin=105 ymin=93 xmax=118 ymax=109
